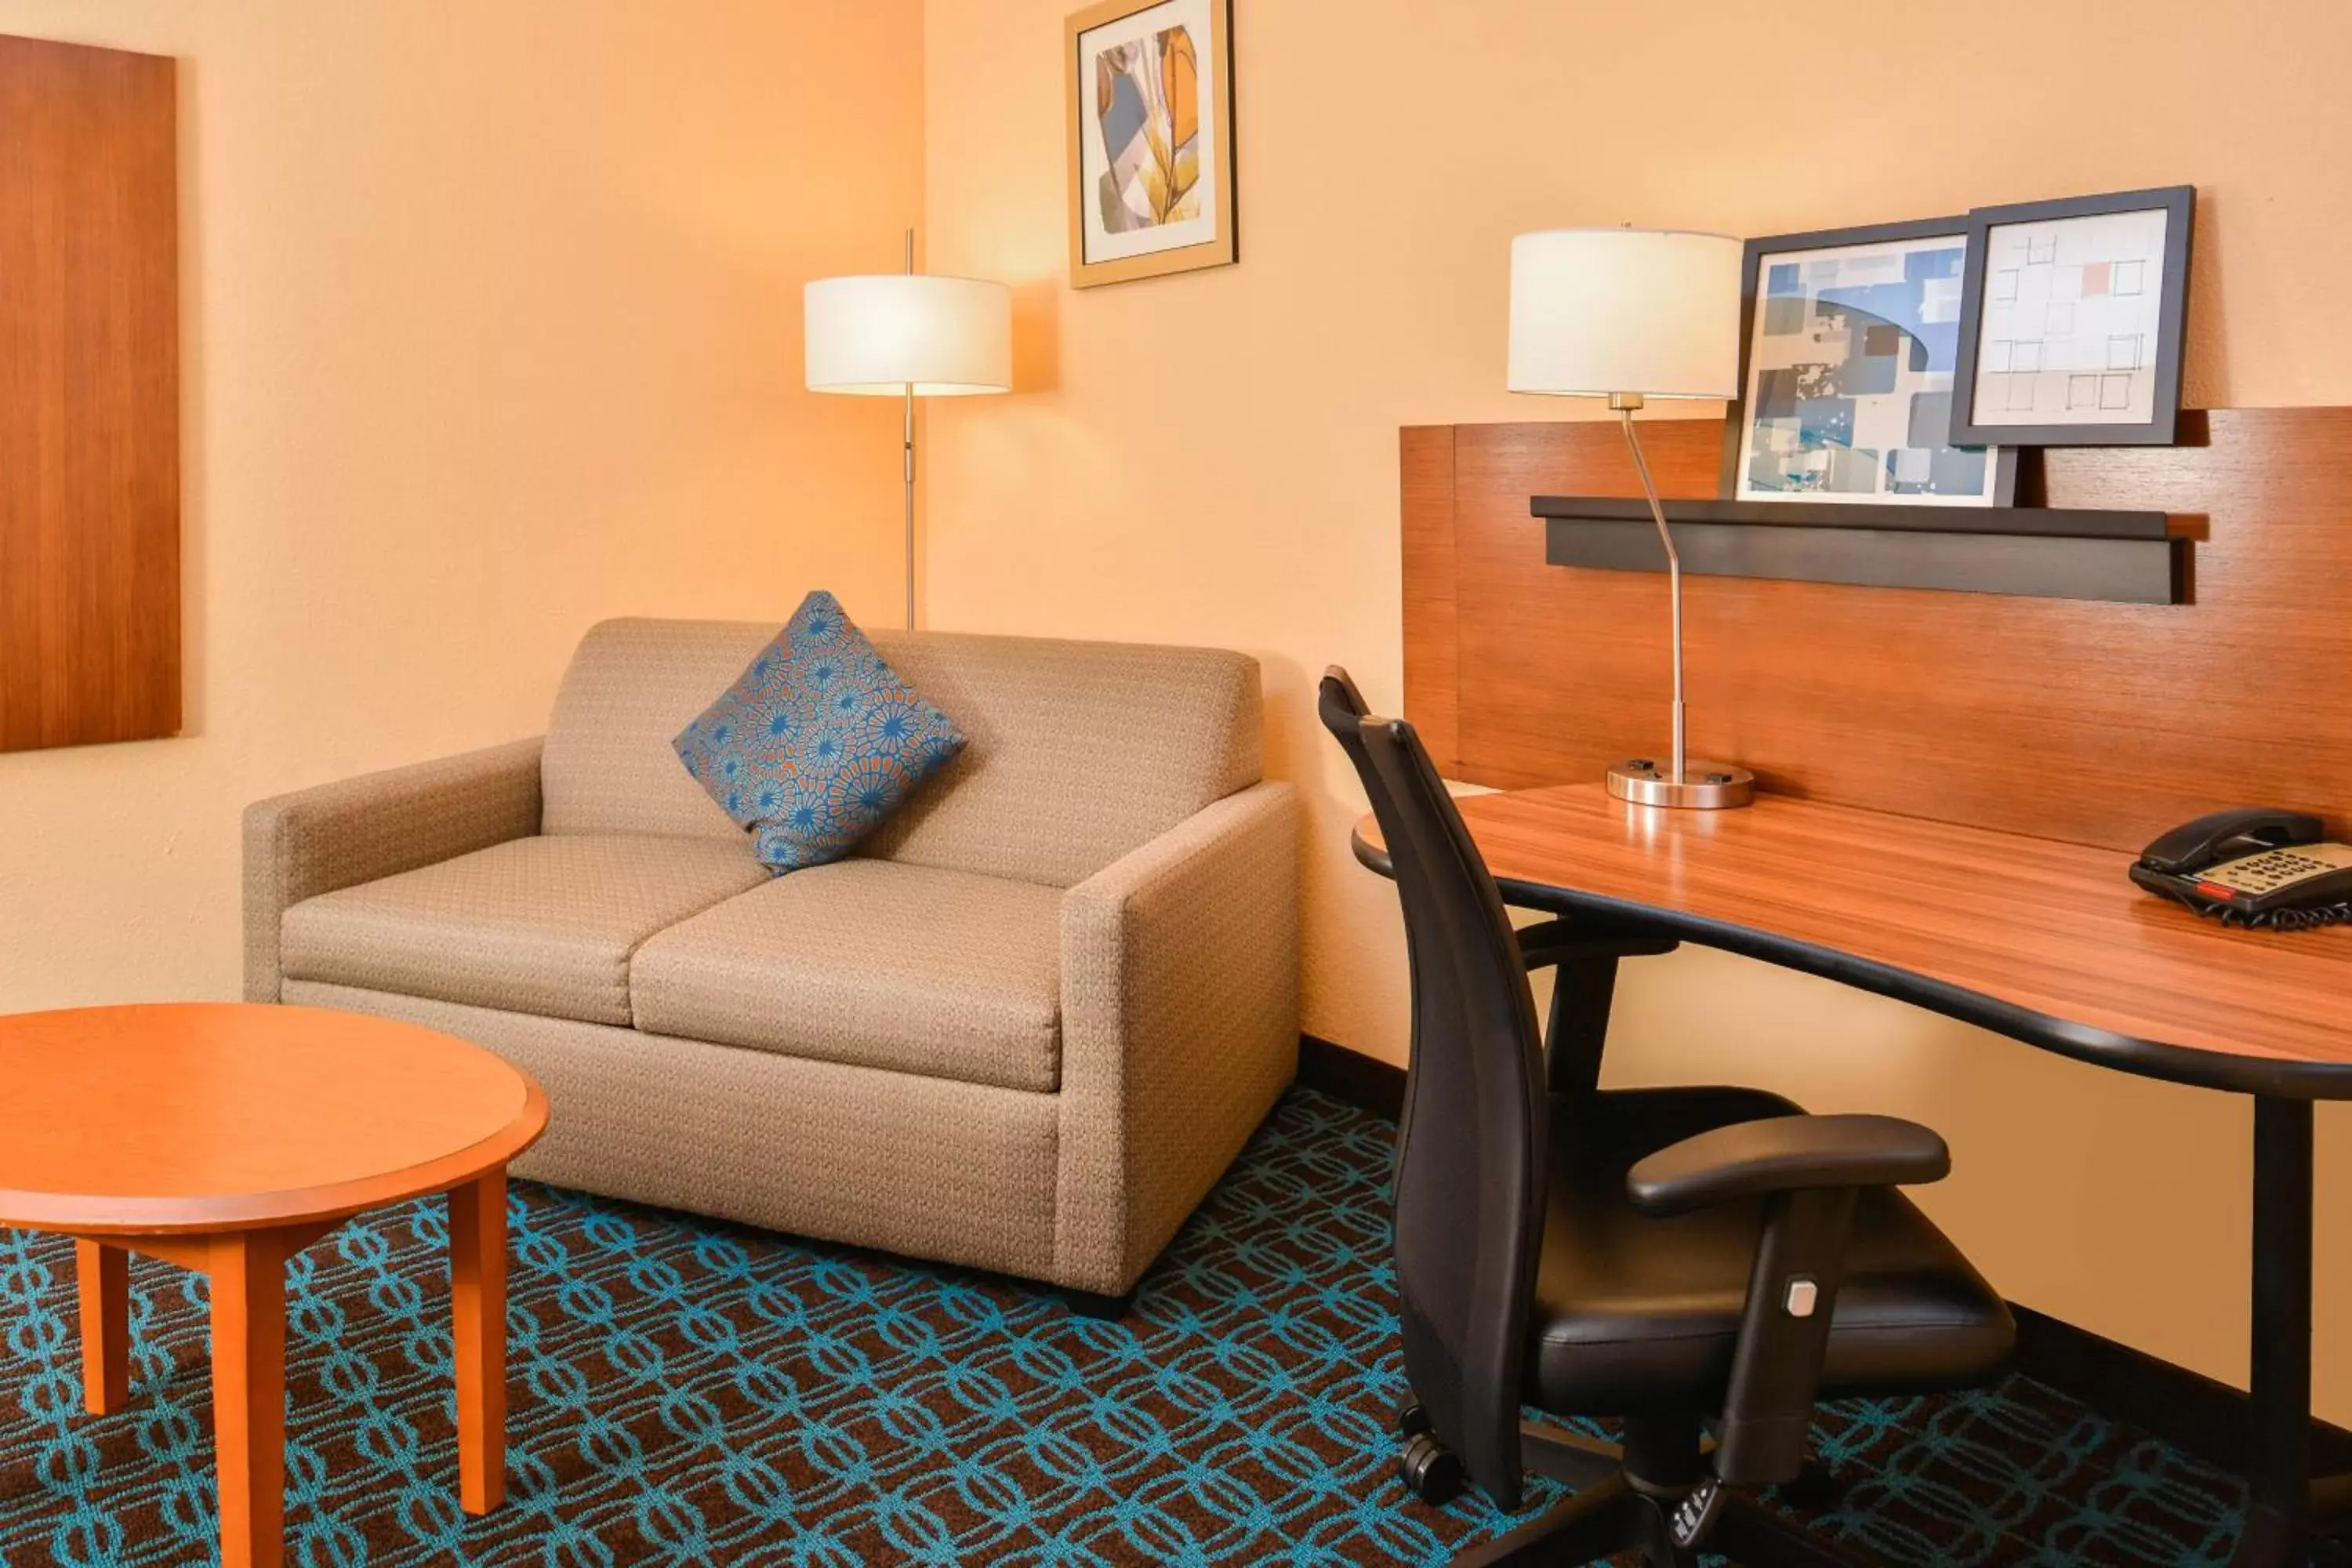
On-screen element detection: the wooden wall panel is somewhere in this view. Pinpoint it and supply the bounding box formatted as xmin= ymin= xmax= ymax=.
xmin=1398 ymin=426 xmax=1458 ymax=775
xmin=1402 ymin=408 xmax=2352 ymax=853
xmin=0 ymin=34 xmax=180 ymax=753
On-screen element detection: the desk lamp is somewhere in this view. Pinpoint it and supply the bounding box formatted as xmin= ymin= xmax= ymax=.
xmin=806 ymin=232 xmax=1012 ymax=629
xmin=1507 ymin=227 xmax=1753 ymax=808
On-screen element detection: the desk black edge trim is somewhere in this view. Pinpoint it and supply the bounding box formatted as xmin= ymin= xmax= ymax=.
xmin=1298 ymin=1034 xmax=2352 ymax=1478
xmin=1348 ymin=831 xmax=2352 ymax=1100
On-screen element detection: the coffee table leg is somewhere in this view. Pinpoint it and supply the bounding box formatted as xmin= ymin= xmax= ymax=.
xmin=75 ymin=1240 xmax=129 ymax=1415
xmin=449 ymin=1168 xmax=508 ymax=1515
xmin=209 ymin=1230 xmax=290 ymax=1568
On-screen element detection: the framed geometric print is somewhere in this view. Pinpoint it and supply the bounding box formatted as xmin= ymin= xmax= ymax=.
xmin=1722 ymin=216 xmax=2017 ymax=508
xmin=1949 ymin=185 xmax=2194 ymax=447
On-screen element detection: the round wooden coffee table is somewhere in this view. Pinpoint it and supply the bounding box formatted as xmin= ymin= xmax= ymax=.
xmin=0 ymin=1003 xmax=549 ymax=1568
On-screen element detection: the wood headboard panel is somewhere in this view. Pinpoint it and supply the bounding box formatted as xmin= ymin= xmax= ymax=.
xmin=1400 ymin=408 xmax=2352 ymax=852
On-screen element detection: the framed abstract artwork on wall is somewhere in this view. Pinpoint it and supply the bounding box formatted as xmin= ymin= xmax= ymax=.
xmin=1065 ymin=0 xmax=1234 ymax=288
xmin=1949 ymin=186 xmax=2194 ymax=446
xmin=1722 ymin=217 xmax=2017 ymax=507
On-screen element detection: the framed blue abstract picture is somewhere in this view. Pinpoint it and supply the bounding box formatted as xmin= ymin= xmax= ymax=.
xmin=1721 ymin=218 xmax=2018 ymax=507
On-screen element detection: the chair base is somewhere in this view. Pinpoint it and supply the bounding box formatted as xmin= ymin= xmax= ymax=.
xmin=1427 ymin=1421 xmax=1884 ymax=1568
xmin=1453 ymin=1479 xmax=1885 ymax=1568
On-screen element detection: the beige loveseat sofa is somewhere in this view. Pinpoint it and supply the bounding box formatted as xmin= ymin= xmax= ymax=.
xmin=244 ymin=618 xmax=1298 ymax=1298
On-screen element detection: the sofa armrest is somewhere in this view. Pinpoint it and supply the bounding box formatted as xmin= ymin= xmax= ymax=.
xmin=1055 ymin=780 xmax=1299 ymax=1294
xmin=241 ymin=738 xmax=545 ymax=1001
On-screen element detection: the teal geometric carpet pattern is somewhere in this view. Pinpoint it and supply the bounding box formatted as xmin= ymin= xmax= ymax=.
xmin=0 ymin=1089 xmax=2290 ymax=1565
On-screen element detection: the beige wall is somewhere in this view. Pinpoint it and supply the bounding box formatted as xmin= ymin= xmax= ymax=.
xmin=921 ymin=0 xmax=2352 ymax=1414
xmin=0 ymin=2 xmax=924 ymax=1006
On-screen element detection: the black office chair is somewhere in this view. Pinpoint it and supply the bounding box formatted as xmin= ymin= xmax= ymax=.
xmin=1319 ymin=669 xmax=2014 ymax=1567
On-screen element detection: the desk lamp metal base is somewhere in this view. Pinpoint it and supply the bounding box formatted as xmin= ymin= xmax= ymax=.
xmin=1606 ymin=757 xmax=1755 ymax=810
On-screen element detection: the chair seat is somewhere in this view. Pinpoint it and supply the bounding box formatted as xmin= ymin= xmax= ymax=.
xmin=630 ymin=859 xmax=1065 ymax=1094
xmin=281 ymin=835 xmax=768 ymax=1028
xmin=1526 ymin=1086 xmax=2014 ymax=1416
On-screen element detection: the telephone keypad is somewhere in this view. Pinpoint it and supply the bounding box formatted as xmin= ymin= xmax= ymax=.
xmin=2202 ymin=842 xmax=2352 ymax=896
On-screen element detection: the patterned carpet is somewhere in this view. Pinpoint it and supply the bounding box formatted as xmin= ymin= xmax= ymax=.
xmin=0 ymin=1088 xmax=2293 ymax=1566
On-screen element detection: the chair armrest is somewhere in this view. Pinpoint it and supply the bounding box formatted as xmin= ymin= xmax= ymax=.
xmin=1055 ymin=781 xmax=1299 ymax=1294
xmin=1624 ymin=1112 xmax=1952 ymax=1489
xmin=1514 ymin=916 xmax=1679 ymax=971
xmin=1625 ymin=1114 xmax=1948 ymax=1217
xmin=242 ymin=738 xmax=544 ymax=1001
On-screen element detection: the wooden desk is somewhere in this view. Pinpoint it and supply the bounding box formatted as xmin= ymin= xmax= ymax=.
xmin=1355 ymin=784 xmax=2352 ymax=1568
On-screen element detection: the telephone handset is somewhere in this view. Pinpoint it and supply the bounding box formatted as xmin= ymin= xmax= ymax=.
xmin=2130 ymin=808 xmax=2352 ymax=930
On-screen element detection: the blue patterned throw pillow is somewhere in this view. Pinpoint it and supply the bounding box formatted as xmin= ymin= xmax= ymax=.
xmin=674 ymin=591 xmax=966 ymax=873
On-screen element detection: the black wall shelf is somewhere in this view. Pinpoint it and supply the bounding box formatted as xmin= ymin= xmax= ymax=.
xmin=1530 ymin=496 xmax=2187 ymax=605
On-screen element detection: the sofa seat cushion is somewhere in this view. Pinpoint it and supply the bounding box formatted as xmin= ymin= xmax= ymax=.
xmin=630 ymin=860 xmax=1064 ymax=1093
xmin=281 ymin=835 xmax=767 ymax=1027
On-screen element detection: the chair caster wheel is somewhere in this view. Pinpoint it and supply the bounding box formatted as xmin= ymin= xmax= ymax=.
xmin=1398 ymin=1400 xmax=1432 ymax=1439
xmin=1399 ymin=1432 xmax=1464 ymax=1505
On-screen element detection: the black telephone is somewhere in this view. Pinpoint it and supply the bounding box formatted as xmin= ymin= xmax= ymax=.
xmin=2130 ymin=808 xmax=2352 ymax=930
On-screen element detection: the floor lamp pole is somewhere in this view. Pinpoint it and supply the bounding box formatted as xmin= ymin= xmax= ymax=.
xmin=901 ymin=228 xmax=916 ymax=631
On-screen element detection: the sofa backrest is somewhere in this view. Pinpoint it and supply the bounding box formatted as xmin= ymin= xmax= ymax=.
xmin=540 ymin=616 xmax=1263 ymax=887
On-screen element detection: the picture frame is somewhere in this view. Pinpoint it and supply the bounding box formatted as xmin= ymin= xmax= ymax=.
xmin=1949 ymin=186 xmax=2194 ymax=447
xmin=1065 ymin=0 xmax=1236 ymax=289
xmin=1722 ymin=216 xmax=2018 ymax=508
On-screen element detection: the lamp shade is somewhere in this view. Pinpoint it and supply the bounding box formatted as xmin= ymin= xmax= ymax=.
xmin=1507 ymin=228 xmax=1740 ymax=400
xmin=804 ymin=274 xmax=1012 ymax=396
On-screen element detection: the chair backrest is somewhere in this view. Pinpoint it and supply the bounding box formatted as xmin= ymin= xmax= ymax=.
xmin=539 ymin=616 xmax=1262 ymax=887
xmin=1317 ymin=669 xmax=1546 ymax=1508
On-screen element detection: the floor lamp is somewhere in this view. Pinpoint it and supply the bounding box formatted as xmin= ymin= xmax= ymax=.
xmin=805 ymin=232 xmax=1012 ymax=630
xmin=1506 ymin=227 xmax=1755 ymax=808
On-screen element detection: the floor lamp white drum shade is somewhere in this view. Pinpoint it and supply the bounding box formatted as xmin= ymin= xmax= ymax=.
xmin=804 ymin=274 xmax=1012 ymax=396
xmin=1507 ymin=229 xmax=1740 ymax=401
xmin=804 ymin=257 xmax=1012 ymax=633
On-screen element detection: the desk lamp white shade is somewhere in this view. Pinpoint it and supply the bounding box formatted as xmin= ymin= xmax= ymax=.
xmin=1507 ymin=228 xmax=1740 ymax=399
xmin=1505 ymin=227 xmax=1751 ymax=808
xmin=804 ymin=256 xmax=1012 ymax=631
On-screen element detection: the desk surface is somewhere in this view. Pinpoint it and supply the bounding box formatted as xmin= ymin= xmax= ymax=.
xmin=1355 ymin=783 xmax=2352 ymax=1098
